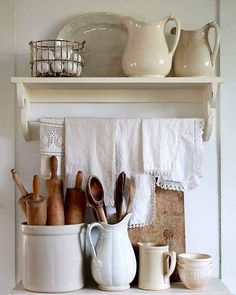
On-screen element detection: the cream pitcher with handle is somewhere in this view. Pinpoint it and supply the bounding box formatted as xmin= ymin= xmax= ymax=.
xmin=138 ymin=243 xmax=176 ymax=290
xmin=122 ymin=15 xmax=181 ymax=77
xmin=87 ymin=213 xmax=136 ymax=291
xmin=171 ymin=22 xmax=220 ymax=76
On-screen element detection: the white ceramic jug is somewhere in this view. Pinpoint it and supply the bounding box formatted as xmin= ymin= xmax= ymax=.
xmin=87 ymin=213 xmax=137 ymax=291
xmin=138 ymin=243 xmax=176 ymax=290
xmin=171 ymin=22 xmax=220 ymax=76
xmin=122 ymin=15 xmax=181 ymax=77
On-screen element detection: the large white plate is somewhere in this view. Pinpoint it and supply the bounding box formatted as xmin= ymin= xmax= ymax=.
xmin=57 ymin=12 xmax=128 ymax=77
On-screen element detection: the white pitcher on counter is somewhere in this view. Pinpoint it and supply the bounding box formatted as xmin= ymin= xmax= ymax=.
xmin=87 ymin=213 xmax=137 ymax=291
xmin=171 ymin=22 xmax=220 ymax=76
xmin=122 ymin=15 xmax=181 ymax=77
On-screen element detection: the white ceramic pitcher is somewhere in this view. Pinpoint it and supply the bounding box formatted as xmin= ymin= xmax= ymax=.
xmin=138 ymin=243 xmax=176 ymax=290
xmin=171 ymin=22 xmax=220 ymax=76
xmin=122 ymin=15 xmax=181 ymax=77
xmin=87 ymin=213 xmax=137 ymax=291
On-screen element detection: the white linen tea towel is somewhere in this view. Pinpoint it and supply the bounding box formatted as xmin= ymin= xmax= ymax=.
xmin=142 ymin=118 xmax=204 ymax=191
xmin=116 ymin=119 xmax=143 ymax=174
xmin=65 ymin=117 xmax=116 ymax=206
xmin=116 ymin=119 xmax=156 ymax=227
xmin=128 ymin=174 xmax=156 ymax=227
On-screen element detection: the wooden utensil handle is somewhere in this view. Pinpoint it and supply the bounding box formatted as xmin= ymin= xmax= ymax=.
xmin=126 ymin=176 xmax=136 ymax=214
xmin=96 ymin=206 xmax=107 ymax=223
xmin=115 ymin=171 xmax=126 ymax=222
xmin=11 ymin=169 xmax=28 ymax=196
xmin=32 ymin=175 xmax=40 ymax=201
xmin=74 ymin=171 xmax=83 ymax=190
xmin=50 ymin=156 xmax=58 ymax=179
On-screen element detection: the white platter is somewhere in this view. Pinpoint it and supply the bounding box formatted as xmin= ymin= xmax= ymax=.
xmin=57 ymin=12 xmax=128 ymax=77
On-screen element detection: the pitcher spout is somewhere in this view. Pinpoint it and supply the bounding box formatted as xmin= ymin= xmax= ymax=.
xmin=122 ymin=16 xmax=135 ymax=31
xmin=120 ymin=212 xmax=132 ymax=227
xmin=200 ymin=22 xmax=213 ymax=33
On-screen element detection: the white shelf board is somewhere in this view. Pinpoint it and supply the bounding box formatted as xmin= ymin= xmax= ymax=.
xmin=11 ymin=76 xmax=223 ymax=141
xmin=11 ymin=76 xmax=223 ymax=90
xmin=10 ymin=279 xmax=231 ymax=295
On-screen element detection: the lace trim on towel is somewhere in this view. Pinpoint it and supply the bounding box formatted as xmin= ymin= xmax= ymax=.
xmin=188 ymin=119 xmax=204 ymax=190
xmin=40 ymin=118 xmax=65 ymax=179
xmin=156 ymin=177 xmax=185 ymax=191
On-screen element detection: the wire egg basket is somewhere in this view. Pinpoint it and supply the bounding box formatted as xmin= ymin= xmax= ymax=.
xmin=29 ymin=39 xmax=86 ymax=77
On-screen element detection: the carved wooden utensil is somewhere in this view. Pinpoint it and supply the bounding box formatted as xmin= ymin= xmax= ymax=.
xmin=11 ymin=169 xmax=32 ymax=216
xmin=26 ymin=175 xmax=46 ymax=225
xmin=115 ymin=171 xmax=126 ymax=223
xmin=64 ymin=171 xmax=86 ymax=224
xmin=86 ymin=176 xmax=107 ymax=223
xmin=126 ymin=176 xmax=136 ymax=215
xmin=46 ymin=155 xmax=65 ymax=225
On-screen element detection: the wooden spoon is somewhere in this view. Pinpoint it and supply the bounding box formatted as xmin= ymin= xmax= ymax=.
xmin=86 ymin=176 xmax=107 ymax=223
xmin=126 ymin=176 xmax=136 ymax=215
xmin=26 ymin=175 xmax=46 ymax=225
xmin=64 ymin=171 xmax=86 ymax=224
xmin=11 ymin=169 xmax=32 ymax=216
xmin=115 ymin=172 xmax=126 ymax=222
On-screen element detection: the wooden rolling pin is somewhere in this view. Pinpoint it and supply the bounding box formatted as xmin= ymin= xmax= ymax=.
xmin=46 ymin=155 xmax=65 ymax=225
xmin=26 ymin=175 xmax=46 ymax=225
xmin=11 ymin=169 xmax=32 ymax=216
xmin=64 ymin=171 xmax=86 ymax=224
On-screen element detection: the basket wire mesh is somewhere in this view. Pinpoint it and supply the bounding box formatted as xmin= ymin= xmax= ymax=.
xmin=29 ymin=40 xmax=86 ymax=77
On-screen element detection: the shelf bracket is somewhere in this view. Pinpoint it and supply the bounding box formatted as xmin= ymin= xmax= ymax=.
xmin=211 ymin=81 xmax=218 ymax=108
xmin=16 ymin=83 xmax=31 ymax=141
xmin=203 ymin=100 xmax=214 ymax=141
xmin=202 ymin=82 xmax=218 ymax=141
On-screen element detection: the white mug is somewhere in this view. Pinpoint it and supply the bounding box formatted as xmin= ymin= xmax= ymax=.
xmin=138 ymin=243 xmax=176 ymax=290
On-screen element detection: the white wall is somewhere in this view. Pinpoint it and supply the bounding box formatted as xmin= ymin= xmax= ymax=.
xmin=2 ymin=0 xmax=236 ymax=294
xmin=220 ymin=1 xmax=236 ymax=293
xmin=0 ymin=0 xmax=15 ymax=294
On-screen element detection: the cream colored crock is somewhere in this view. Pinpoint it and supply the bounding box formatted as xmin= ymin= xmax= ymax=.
xmin=22 ymin=223 xmax=85 ymax=293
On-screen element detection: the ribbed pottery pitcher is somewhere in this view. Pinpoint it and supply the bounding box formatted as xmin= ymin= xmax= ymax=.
xmin=171 ymin=22 xmax=220 ymax=76
xmin=87 ymin=213 xmax=136 ymax=291
xmin=122 ymin=15 xmax=181 ymax=77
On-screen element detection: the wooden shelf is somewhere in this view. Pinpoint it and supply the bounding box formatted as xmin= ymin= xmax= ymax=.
xmin=10 ymin=279 xmax=231 ymax=295
xmin=11 ymin=77 xmax=223 ymax=141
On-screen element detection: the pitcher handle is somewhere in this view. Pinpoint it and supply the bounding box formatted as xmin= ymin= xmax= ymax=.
xmin=87 ymin=222 xmax=103 ymax=259
xmin=164 ymin=15 xmax=181 ymax=56
xmin=208 ymin=21 xmax=220 ymax=66
xmin=164 ymin=251 xmax=176 ymax=283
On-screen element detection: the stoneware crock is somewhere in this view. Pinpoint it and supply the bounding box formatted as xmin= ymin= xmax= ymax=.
xmin=22 ymin=223 xmax=85 ymax=292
